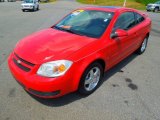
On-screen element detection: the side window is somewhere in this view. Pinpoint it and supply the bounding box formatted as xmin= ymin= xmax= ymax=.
xmin=113 ymin=12 xmax=136 ymax=31
xmin=135 ymin=13 xmax=145 ymax=24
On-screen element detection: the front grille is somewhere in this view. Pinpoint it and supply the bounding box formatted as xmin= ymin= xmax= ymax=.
xmin=28 ymin=89 xmax=60 ymax=97
xmin=24 ymin=5 xmax=29 ymax=7
xmin=14 ymin=53 xmax=35 ymax=67
xmin=13 ymin=58 xmax=31 ymax=72
xmin=13 ymin=53 xmax=35 ymax=72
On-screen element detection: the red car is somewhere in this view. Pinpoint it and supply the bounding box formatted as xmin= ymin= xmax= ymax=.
xmin=8 ymin=6 xmax=151 ymax=98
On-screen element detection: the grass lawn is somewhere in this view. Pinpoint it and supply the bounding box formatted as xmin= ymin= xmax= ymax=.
xmin=77 ymin=0 xmax=147 ymax=10
xmin=50 ymin=0 xmax=56 ymax=2
xmin=40 ymin=0 xmax=56 ymax=4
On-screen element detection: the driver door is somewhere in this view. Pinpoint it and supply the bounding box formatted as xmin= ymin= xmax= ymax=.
xmin=108 ymin=11 xmax=137 ymax=67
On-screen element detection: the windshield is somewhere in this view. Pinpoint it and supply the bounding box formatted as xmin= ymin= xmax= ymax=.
xmin=24 ymin=0 xmax=33 ymax=3
xmin=53 ymin=10 xmax=114 ymax=38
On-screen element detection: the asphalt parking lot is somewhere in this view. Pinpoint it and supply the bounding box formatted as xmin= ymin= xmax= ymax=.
xmin=0 ymin=0 xmax=160 ymax=120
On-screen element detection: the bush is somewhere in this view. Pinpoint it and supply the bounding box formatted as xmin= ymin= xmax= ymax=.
xmin=135 ymin=0 xmax=158 ymax=5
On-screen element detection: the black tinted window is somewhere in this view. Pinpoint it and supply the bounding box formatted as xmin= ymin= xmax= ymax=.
xmin=113 ymin=12 xmax=136 ymax=31
xmin=135 ymin=13 xmax=145 ymax=24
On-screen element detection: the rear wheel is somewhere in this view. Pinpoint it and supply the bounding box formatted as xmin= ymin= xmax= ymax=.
xmin=78 ymin=62 xmax=103 ymax=95
xmin=22 ymin=9 xmax=25 ymax=12
xmin=136 ymin=36 xmax=148 ymax=55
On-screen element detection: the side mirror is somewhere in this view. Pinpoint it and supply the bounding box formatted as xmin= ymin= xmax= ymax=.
xmin=111 ymin=29 xmax=128 ymax=39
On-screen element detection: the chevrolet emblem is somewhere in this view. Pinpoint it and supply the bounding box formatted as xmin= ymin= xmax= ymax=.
xmin=17 ymin=60 xmax=21 ymax=64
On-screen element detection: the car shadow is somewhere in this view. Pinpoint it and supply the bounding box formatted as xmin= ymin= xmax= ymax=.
xmin=28 ymin=53 xmax=138 ymax=107
xmin=22 ymin=9 xmax=40 ymax=12
xmin=102 ymin=53 xmax=137 ymax=82
xmin=28 ymin=91 xmax=87 ymax=107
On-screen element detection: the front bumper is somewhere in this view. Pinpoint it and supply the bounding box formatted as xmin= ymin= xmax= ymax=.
xmin=146 ymin=6 xmax=155 ymax=11
xmin=8 ymin=52 xmax=74 ymax=98
xmin=22 ymin=6 xmax=34 ymax=10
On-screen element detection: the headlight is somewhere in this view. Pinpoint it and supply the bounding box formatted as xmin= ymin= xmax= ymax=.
xmin=37 ymin=60 xmax=73 ymax=77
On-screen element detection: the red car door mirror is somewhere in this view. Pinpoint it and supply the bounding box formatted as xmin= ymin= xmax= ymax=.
xmin=111 ymin=29 xmax=128 ymax=39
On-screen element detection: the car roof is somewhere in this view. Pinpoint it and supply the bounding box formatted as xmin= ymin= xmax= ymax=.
xmin=81 ymin=6 xmax=135 ymax=13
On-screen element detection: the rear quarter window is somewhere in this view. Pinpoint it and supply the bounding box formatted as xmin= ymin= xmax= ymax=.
xmin=135 ymin=13 xmax=145 ymax=24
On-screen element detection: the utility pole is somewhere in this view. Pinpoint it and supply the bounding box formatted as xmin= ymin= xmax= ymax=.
xmin=123 ymin=0 xmax=127 ymax=7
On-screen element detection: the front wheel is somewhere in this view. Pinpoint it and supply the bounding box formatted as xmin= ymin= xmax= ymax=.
xmin=32 ymin=7 xmax=36 ymax=12
xmin=136 ymin=36 xmax=148 ymax=55
xmin=153 ymin=8 xmax=159 ymax=12
xmin=37 ymin=6 xmax=39 ymax=11
xmin=78 ymin=62 xmax=103 ymax=95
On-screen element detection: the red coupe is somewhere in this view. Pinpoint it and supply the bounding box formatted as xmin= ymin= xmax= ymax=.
xmin=8 ymin=6 xmax=151 ymax=98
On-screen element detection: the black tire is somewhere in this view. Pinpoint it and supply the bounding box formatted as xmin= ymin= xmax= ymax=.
xmin=153 ymin=8 xmax=159 ymax=12
xmin=78 ymin=62 xmax=103 ymax=95
xmin=136 ymin=36 xmax=149 ymax=55
xmin=37 ymin=6 xmax=39 ymax=11
xmin=32 ymin=7 xmax=35 ymax=12
xmin=22 ymin=9 xmax=25 ymax=12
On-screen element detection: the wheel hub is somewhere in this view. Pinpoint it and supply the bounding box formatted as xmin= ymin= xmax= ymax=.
xmin=84 ymin=67 xmax=100 ymax=91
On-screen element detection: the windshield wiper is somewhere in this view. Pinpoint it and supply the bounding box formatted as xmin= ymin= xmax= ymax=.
xmin=54 ymin=26 xmax=84 ymax=36
xmin=64 ymin=29 xmax=85 ymax=36
xmin=54 ymin=26 xmax=63 ymax=30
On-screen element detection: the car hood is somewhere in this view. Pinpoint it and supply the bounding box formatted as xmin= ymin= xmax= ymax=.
xmin=14 ymin=28 xmax=96 ymax=64
xmin=147 ymin=3 xmax=157 ymax=6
